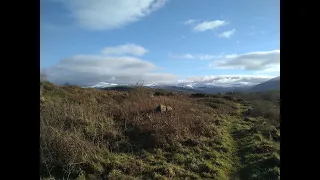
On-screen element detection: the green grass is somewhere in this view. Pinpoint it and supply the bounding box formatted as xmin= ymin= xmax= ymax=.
xmin=40 ymin=81 xmax=280 ymax=179
xmin=230 ymin=110 xmax=280 ymax=180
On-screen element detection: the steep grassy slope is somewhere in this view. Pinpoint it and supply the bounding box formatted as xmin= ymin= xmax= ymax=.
xmin=40 ymin=81 xmax=280 ymax=180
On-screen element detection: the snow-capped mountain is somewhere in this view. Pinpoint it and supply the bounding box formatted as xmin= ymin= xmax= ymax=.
xmin=144 ymin=83 xmax=160 ymax=87
xmin=170 ymin=81 xmax=255 ymax=89
xmin=89 ymin=82 xmax=119 ymax=88
xmin=88 ymin=76 xmax=279 ymax=94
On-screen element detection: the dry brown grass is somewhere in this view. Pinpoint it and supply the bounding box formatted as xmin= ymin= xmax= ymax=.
xmin=40 ymin=82 xmax=232 ymax=179
xmin=40 ymin=82 xmax=281 ymax=179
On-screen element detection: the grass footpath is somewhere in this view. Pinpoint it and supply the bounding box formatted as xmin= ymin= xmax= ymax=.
xmin=228 ymin=104 xmax=280 ymax=180
xmin=205 ymin=102 xmax=280 ymax=180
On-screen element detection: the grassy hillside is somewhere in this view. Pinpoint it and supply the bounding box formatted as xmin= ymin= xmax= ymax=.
xmin=40 ymin=81 xmax=280 ymax=180
xmin=249 ymin=78 xmax=280 ymax=92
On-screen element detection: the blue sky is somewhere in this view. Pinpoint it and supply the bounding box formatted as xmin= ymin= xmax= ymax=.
xmin=41 ymin=0 xmax=280 ymax=86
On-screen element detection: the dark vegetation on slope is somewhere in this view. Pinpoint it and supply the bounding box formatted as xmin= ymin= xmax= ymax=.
xmin=40 ymin=79 xmax=280 ymax=180
xmin=101 ymin=86 xmax=135 ymax=92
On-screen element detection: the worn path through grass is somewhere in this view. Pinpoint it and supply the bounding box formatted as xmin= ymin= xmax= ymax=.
xmin=224 ymin=103 xmax=280 ymax=180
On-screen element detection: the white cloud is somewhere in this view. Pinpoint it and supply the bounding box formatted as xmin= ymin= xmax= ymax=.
xmin=43 ymin=44 xmax=177 ymax=86
xmin=183 ymin=19 xmax=197 ymax=25
xmin=170 ymin=53 xmax=195 ymax=59
xmin=169 ymin=50 xmax=280 ymax=77
xmin=170 ymin=53 xmax=216 ymax=60
xmin=217 ymin=29 xmax=236 ymax=38
xmin=254 ymin=64 xmax=280 ymax=75
xmin=53 ymin=0 xmax=168 ymax=30
xmin=170 ymin=50 xmax=280 ymax=72
xmin=211 ymin=50 xmax=280 ymax=71
xmin=101 ymin=43 xmax=148 ymax=56
xmin=197 ymin=55 xmax=216 ymax=60
xmin=178 ymin=75 xmax=275 ymax=87
xmin=193 ymin=20 xmax=227 ymax=32
xmin=43 ymin=46 xmax=278 ymax=87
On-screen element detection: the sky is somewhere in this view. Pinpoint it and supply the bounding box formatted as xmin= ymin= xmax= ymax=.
xmin=40 ymin=0 xmax=280 ymax=87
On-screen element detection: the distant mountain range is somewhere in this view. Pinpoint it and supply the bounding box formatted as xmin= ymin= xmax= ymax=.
xmin=90 ymin=76 xmax=280 ymax=94
xmin=248 ymin=76 xmax=280 ymax=92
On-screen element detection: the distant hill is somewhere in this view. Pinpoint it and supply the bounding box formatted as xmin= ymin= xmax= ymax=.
xmin=101 ymin=85 xmax=135 ymax=91
xmin=97 ymin=83 xmax=263 ymax=94
xmin=249 ymin=76 xmax=280 ymax=92
xmin=89 ymin=76 xmax=280 ymax=94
